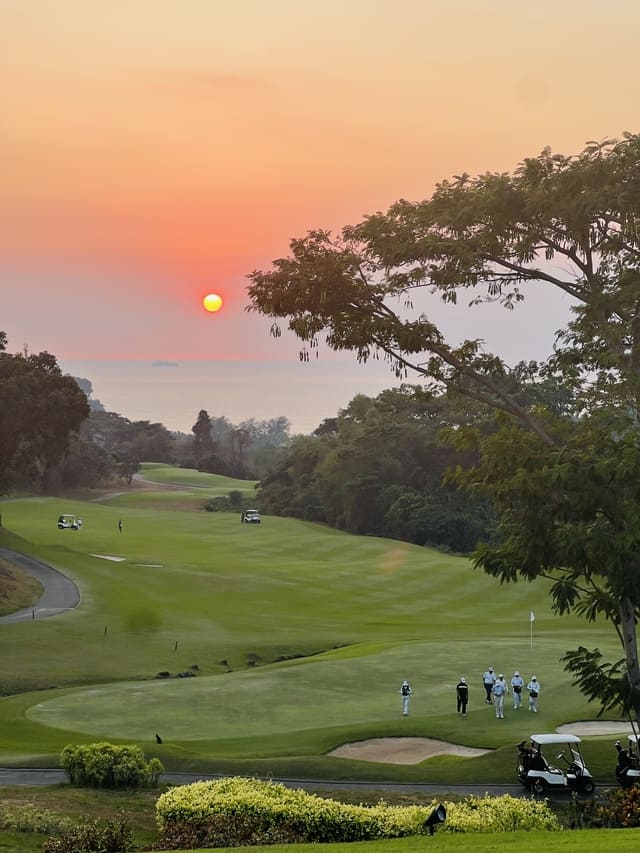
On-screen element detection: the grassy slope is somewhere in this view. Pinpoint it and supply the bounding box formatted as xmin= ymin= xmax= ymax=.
xmin=0 ymin=468 xmax=628 ymax=782
xmin=0 ymin=559 xmax=42 ymax=615
xmin=135 ymin=463 xmax=259 ymax=493
xmin=208 ymin=832 xmax=640 ymax=853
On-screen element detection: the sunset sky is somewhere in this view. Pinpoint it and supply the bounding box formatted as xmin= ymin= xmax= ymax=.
xmin=3 ymin=1 xmax=639 ymax=432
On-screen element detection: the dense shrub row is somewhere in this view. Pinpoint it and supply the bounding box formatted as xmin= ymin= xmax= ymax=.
xmin=570 ymin=785 xmax=640 ymax=828
xmin=155 ymin=777 xmax=560 ymax=848
xmin=43 ymin=814 xmax=134 ymax=853
xmin=61 ymin=742 xmax=163 ymax=789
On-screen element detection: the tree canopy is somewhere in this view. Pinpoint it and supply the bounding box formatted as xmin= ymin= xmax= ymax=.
xmin=247 ymin=133 xmax=640 ymax=721
xmin=257 ymin=385 xmax=492 ymax=552
xmin=0 ymin=337 xmax=90 ymax=493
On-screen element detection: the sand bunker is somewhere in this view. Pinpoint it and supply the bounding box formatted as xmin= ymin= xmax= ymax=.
xmin=328 ymin=737 xmax=491 ymax=765
xmin=557 ymin=721 xmax=635 ymax=736
xmin=329 ymin=723 xmax=635 ymax=765
xmin=90 ymin=555 xmax=126 ymax=562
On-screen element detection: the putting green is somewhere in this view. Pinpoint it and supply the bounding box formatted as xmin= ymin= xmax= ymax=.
xmin=26 ymin=637 xmax=601 ymax=743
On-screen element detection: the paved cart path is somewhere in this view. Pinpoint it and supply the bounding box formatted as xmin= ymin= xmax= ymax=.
xmin=0 ymin=547 xmax=80 ymax=622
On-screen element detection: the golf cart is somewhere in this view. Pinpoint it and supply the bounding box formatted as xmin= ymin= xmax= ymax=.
xmin=615 ymin=734 xmax=640 ymax=788
xmin=241 ymin=509 xmax=261 ymax=524
xmin=57 ymin=514 xmax=82 ymax=530
xmin=517 ymin=734 xmax=595 ymax=794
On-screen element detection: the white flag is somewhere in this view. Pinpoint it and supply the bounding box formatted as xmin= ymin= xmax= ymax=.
xmin=530 ymin=611 xmax=535 ymax=622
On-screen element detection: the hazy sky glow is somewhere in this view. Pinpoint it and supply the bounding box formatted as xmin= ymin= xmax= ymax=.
xmin=3 ymin=0 xmax=639 ymax=431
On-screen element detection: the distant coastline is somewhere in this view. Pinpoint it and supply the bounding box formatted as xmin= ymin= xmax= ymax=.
xmin=151 ymin=360 xmax=179 ymax=368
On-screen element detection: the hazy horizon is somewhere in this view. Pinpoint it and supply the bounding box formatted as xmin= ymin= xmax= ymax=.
xmin=4 ymin=1 xmax=636 ymax=416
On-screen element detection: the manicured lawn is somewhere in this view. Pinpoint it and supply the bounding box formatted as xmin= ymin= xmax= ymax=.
xmin=99 ymin=463 xmax=258 ymax=510
xmin=0 ymin=473 xmax=628 ymax=783
xmin=135 ymin=463 xmax=258 ymax=493
xmin=202 ymin=831 xmax=640 ymax=853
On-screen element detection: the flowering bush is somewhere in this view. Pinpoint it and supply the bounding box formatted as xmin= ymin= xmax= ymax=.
xmin=60 ymin=742 xmax=164 ymax=789
xmin=445 ymin=795 xmax=560 ymax=833
xmin=570 ymin=785 xmax=640 ymax=828
xmin=155 ymin=777 xmax=560 ymax=848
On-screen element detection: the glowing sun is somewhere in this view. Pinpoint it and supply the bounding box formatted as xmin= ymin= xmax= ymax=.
xmin=203 ymin=293 xmax=223 ymax=313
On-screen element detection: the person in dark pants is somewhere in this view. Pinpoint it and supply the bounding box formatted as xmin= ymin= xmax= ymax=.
xmin=456 ymin=677 xmax=469 ymax=716
xmin=118 ymin=519 xmax=123 ymax=533
xmin=482 ymin=667 xmax=496 ymax=704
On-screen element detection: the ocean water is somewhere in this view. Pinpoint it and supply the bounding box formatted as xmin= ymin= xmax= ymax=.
xmin=60 ymin=357 xmax=400 ymax=436
xmin=59 ymin=285 xmax=572 ymax=436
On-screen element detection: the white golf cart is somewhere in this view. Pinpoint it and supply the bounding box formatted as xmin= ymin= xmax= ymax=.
xmin=57 ymin=514 xmax=82 ymax=530
xmin=241 ymin=509 xmax=261 ymax=524
xmin=517 ymin=733 xmax=595 ymax=794
xmin=614 ymin=734 xmax=640 ymax=788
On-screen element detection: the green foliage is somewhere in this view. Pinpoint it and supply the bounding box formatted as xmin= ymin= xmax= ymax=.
xmin=203 ymin=494 xmax=260 ymax=514
xmin=445 ymin=795 xmax=560 ymax=833
xmin=0 ymin=343 xmax=90 ymax=493
xmin=155 ymin=777 xmax=559 ymax=847
xmin=467 ymin=406 xmax=640 ymax=717
xmin=60 ymin=743 xmax=164 ymax=789
xmin=0 ymin=802 xmax=73 ymax=834
xmin=561 ymin=647 xmax=634 ymax=716
xmin=258 ymin=386 xmax=492 ymax=552
xmin=227 ymin=490 xmax=244 ymax=507
xmin=570 ymin=785 xmax=640 ymax=829
xmin=192 ymin=412 xmax=291 ymax=479
xmin=42 ymin=813 xmax=133 ymax=853
xmin=246 ymin=133 xmax=640 ymax=720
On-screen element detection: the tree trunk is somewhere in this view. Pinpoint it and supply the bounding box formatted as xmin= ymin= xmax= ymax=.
xmin=620 ymin=594 xmax=640 ymax=723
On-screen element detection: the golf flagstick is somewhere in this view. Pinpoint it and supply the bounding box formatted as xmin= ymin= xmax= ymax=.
xmin=529 ymin=610 xmax=535 ymax=651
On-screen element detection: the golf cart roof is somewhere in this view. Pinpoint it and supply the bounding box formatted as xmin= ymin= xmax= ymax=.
xmin=531 ymin=733 xmax=582 ymax=745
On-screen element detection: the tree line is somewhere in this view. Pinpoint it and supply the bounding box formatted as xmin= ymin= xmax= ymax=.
xmin=0 ymin=332 xmax=291 ymax=493
xmin=257 ymin=385 xmax=493 ymax=553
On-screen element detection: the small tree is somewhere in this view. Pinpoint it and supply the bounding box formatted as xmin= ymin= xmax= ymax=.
xmin=191 ymin=409 xmax=213 ymax=467
xmin=60 ymin=742 xmax=163 ymax=789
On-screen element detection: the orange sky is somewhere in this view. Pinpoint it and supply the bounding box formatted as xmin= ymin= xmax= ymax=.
xmin=2 ymin=0 xmax=639 ymax=374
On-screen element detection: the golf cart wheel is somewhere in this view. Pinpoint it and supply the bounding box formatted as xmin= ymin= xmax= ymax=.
xmin=582 ymin=779 xmax=595 ymax=794
xmin=533 ymin=779 xmax=546 ymax=795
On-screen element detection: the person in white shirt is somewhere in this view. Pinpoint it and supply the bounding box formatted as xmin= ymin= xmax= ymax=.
xmin=482 ymin=667 xmax=496 ymax=704
xmin=511 ymin=671 xmax=525 ymax=709
xmin=527 ymin=676 xmax=541 ymax=712
xmin=400 ymin=680 xmax=412 ymax=716
xmin=491 ymin=674 xmax=509 ymax=718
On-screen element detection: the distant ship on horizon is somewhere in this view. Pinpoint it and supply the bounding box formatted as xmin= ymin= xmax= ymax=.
xmin=151 ymin=360 xmax=179 ymax=368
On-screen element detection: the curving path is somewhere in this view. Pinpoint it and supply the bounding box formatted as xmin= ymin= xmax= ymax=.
xmin=0 ymin=548 xmax=80 ymax=622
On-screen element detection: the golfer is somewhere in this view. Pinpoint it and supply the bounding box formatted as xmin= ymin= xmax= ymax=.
xmin=527 ymin=676 xmax=541 ymax=712
xmin=400 ymin=680 xmax=413 ymax=716
xmin=511 ymin=670 xmax=525 ymax=709
xmin=482 ymin=667 xmax=496 ymax=704
xmin=456 ymin=677 xmax=469 ymax=716
xmin=492 ymin=674 xmax=508 ymax=718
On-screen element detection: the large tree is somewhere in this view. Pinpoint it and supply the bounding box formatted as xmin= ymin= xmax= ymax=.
xmin=0 ymin=338 xmax=90 ymax=493
xmin=247 ymin=134 xmax=640 ymax=721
